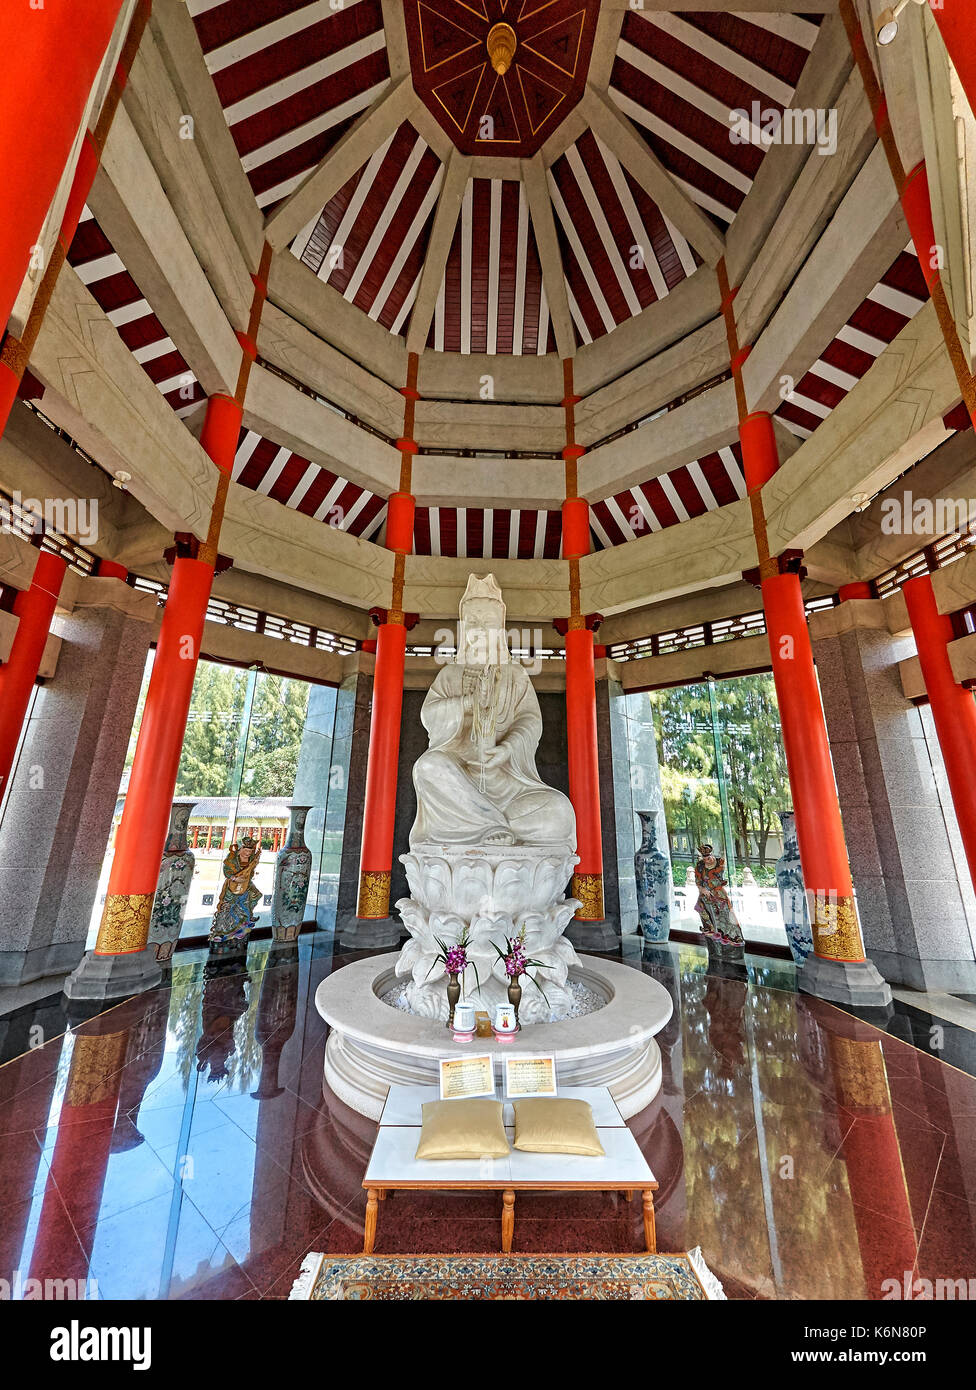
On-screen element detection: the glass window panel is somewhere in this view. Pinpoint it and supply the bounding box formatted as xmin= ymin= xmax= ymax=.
xmin=88 ymin=654 xmax=348 ymax=947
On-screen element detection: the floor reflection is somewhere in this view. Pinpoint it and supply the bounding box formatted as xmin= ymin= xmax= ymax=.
xmin=0 ymin=933 xmax=974 ymax=1298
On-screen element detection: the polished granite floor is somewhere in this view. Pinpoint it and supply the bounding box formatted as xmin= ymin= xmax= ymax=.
xmin=1 ymin=934 xmax=974 ymax=1300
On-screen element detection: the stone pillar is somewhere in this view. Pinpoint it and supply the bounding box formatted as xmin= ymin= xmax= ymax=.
xmin=594 ymin=669 xmax=624 ymax=935
xmin=610 ymin=682 xmax=670 ymax=936
xmin=814 ymin=602 xmax=976 ymax=991
xmin=0 ymin=576 xmax=154 ymax=986
xmin=292 ymin=681 xmax=341 ymax=928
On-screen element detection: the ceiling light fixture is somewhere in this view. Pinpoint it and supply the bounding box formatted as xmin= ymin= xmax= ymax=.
xmin=876 ymin=0 xmax=928 ymax=47
xmin=487 ymin=22 xmax=517 ymax=75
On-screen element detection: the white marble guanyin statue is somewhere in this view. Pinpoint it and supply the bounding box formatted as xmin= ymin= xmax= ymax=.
xmin=395 ymin=574 xmax=581 ymax=1023
xmin=410 ymin=583 xmax=576 ymax=849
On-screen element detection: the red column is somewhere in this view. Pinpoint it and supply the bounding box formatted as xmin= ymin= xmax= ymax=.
xmin=762 ymin=571 xmax=865 ymax=962
xmin=565 ymin=626 xmax=604 ymax=919
xmin=0 ymin=0 xmax=124 ymax=339
xmin=559 ymin=359 xmax=605 ymax=922
xmin=357 ymin=619 xmax=408 ymax=918
xmin=902 ymin=572 xmax=976 ymax=892
xmin=0 ymin=2 xmax=150 ymax=438
xmin=931 ymin=3 xmax=976 ymax=125
xmin=92 ymin=393 xmax=242 ymax=955
xmin=0 ymin=549 xmax=67 ymax=797
xmin=354 ymin=358 xmax=418 ymax=923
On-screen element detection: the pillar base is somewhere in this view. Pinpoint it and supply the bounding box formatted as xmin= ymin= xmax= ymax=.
xmin=865 ymin=948 xmax=976 ymax=995
xmin=337 ymin=913 xmax=404 ymax=951
xmin=565 ymin=916 xmax=620 ymax=952
xmin=62 ymin=947 xmax=162 ymax=1003
xmin=798 ymin=953 xmax=893 ymax=1009
xmin=0 ymin=940 xmax=87 ymax=988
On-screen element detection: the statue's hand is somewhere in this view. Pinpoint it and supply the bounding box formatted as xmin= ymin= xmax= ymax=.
xmin=482 ymin=744 xmax=510 ymax=767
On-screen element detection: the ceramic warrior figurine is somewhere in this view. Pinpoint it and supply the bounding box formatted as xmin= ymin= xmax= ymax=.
xmin=693 ymin=843 xmax=745 ymax=951
xmin=410 ymin=573 xmax=576 ymax=849
xmin=209 ymin=836 xmax=262 ymax=952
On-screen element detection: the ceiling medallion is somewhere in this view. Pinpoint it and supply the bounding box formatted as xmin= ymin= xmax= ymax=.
xmin=406 ymin=0 xmax=601 ymax=156
xmin=487 ymin=22 xmax=516 ymax=75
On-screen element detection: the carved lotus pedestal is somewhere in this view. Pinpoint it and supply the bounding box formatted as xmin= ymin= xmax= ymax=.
xmin=395 ymin=844 xmax=581 ymax=1024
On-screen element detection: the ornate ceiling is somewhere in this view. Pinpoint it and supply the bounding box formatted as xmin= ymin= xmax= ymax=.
xmin=187 ymin=2 xmax=822 ymax=352
xmin=404 ymin=0 xmax=601 ymax=157
xmin=58 ymin=4 xmax=938 ymax=567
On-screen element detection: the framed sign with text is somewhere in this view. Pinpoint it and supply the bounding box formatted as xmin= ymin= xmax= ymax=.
xmin=504 ymin=1055 xmax=557 ymax=1099
xmin=439 ymin=1054 xmax=496 ymax=1101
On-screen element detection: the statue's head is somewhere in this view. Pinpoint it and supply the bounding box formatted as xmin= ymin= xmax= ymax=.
xmin=457 ymin=573 xmax=509 ymax=665
xmin=239 ymin=835 xmax=257 ymax=863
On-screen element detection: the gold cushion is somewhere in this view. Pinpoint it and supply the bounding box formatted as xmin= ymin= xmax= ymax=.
xmin=512 ymin=1098 xmax=605 ymax=1156
xmin=414 ymin=1099 xmax=509 ymax=1160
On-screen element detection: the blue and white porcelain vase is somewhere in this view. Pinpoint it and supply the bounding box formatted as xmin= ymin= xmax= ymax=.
xmin=775 ymin=810 xmax=813 ymax=965
xmin=634 ymin=810 xmax=672 ymax=942
xmin=271 ymin=804 xmax=313 ymax=942
xmin=148 ymin=800 xmax=196 ymax=963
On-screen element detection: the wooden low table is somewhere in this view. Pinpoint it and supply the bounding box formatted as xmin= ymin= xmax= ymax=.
xmin=362 ymin=1085 xmax=658 ymax=1255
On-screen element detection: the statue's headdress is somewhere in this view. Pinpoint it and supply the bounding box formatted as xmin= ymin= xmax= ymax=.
xmin=456 ymin=573 xmax=509 ymax=664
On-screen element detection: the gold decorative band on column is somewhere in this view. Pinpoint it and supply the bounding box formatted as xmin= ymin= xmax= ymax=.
xmin=65 ymin=1031 xmax=131 ymax=1107
xmin=94 ymin=892 xmax=154 ymax=955
xmin=0 ymin=334 xmax=29 ymax=375
xmin=391 ymin=552 xmax=406 ymax=612
xmin=358 ymin=870 xmax=391 ymax=919
xmin=809 ymin=893 xmax=865 ymax=963
xmin=572 ymin=872 xmax=604 ymax=921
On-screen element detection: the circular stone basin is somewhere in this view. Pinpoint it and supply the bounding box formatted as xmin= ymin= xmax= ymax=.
xmin=316 ymin=954 xmax=673 ymax=1120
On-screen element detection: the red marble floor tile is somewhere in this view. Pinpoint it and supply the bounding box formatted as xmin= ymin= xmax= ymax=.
xmin=816 ymin=1115 xmax=946 ymax=1239
xmin=0 ymin=1128 xmax=50 ymax=1211
xmin=7 ymin=1185 xmax=94 ymax=1294
xmin=913 ymin=1183 xmax=976 ymax=1286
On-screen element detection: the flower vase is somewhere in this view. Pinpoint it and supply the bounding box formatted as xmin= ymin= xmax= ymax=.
xmin=148 ymin=801 xmax=196 ymax=962
xmin=507 ymin=976 xmax=522 ymax=1027
xmin=775 ymin=810 xmax=814 ymax=965
xmin=271 ymin=804 xmax=313 ymax=943
xmin=445 ymin=972 xmax=461 ymax=1029
xmin=634 ymin=811 xmax=672 ymax=942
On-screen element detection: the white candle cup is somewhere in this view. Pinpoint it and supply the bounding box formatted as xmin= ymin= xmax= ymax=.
xmin=453 ymin=1001 xmax=476 ymax=1033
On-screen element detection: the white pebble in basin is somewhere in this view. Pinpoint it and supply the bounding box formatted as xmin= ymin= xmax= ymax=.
xmin=316 ymin=953 xmax=673 ymax=1120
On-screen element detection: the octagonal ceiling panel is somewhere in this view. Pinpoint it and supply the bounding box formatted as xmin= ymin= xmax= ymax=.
xmin=609 ymin=9 xmax=822 ymax=226
xmin=405 ymin=0 xmax=601 ymax=155
xmin=191 ymin=3 xmax=829 ymax=352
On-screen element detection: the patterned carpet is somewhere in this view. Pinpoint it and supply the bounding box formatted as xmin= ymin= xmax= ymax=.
xmin=290 ymin=1251 xmax=726 ymax=1300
